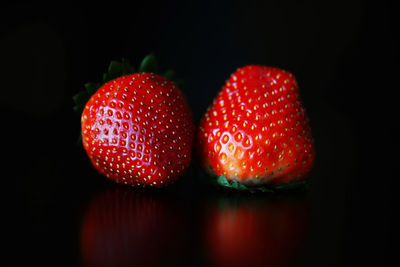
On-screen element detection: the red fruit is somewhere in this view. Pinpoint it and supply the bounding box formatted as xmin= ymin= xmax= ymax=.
xmin=81 ymin=72 xmax=194 ymax=187
xmin=198 ymin=65 xmax=315 ymax=187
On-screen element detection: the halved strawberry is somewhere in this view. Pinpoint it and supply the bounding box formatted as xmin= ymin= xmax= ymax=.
xmin=74 ymin=55 xmax=194 ymax=187
xmin=198 ymin=65 xmax=315 ymax=190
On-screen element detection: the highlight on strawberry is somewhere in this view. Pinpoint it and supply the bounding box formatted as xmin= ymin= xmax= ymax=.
xmin=73 ymin=54 xmax=195 ymax=187
xmin=197 ymin=65 xmax=315 ymax=192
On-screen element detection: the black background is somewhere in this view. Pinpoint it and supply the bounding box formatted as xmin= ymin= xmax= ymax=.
xmin=1 ymin=1 xmax=397 ymax=266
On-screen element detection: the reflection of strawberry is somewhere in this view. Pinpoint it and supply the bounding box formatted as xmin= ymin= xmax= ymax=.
xmin=74 ymin=55 xmax=195 ymax=187
xmin=198 ymin=65 xmax=315 ymax=189
xmin=203 ymin=194 xmax=310 ymax=267
xmin=80 ymin=187 xmax=188 ymax=267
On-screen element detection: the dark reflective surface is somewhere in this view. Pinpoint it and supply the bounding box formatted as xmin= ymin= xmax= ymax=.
xmin=78 ymin=183 xmax=310 ymax=267
xmin=201 ymin=193 xmax=310 ymax=267
xmin=2 ymin=1 xmax=396 ymax=266
xmin=80 ymin=188 xmax=190 ymax=267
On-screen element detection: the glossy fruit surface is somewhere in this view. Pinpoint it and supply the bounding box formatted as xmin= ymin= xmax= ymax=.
xmin=198 ymin=65 xmax=315 ymax=187
xmin=81 ymin=73 xmax=194 ymax=187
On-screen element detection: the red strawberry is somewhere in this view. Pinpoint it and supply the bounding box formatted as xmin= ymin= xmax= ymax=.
xmin=75 ymin=55 xmax=194 ymax=187
xmin=198 ymin=65 xmax=315 ymax=189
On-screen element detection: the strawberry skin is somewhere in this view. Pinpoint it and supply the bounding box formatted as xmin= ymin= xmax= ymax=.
xmin=198 ymin=65 xmax=315 ymax=186
xmin=81 ymin=73 xmax=194 ymax=187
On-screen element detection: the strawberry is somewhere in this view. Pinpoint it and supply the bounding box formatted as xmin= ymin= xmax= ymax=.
xmin=74 ymin=55 xmax=195 ymax=187
xmin=198 ymin=65 xmax=315 ymax=190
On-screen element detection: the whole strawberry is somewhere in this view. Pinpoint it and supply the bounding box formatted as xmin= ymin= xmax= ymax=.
xmin=74 ymin=55 xmax=194 ymax=187
xmin=198 ymin=65 xmax=315 ymax=190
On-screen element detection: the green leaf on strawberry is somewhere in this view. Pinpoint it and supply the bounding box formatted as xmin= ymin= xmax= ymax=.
xmin=73 ymin=91 xmax=90 ymax=113
xmin=138 ymin=53 xmax=159 ymax=73
xmin=85 ymin=82 xmax=101 ymax=96
xmin=73 ymin=54 xmax=183 ymax=114
xmin=162 ymin=69 xmax=176 ymax=81
xmin=215 ymin=175 xmax=307 ymax=193
xmin=103 ymin=60 xmax=136 ymax=82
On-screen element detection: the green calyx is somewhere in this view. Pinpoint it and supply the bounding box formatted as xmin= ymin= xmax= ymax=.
xmin=72 ymin=53 xmax=184 ymax=115
xmin=215 ymin=175 xmax=308 ymax=194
